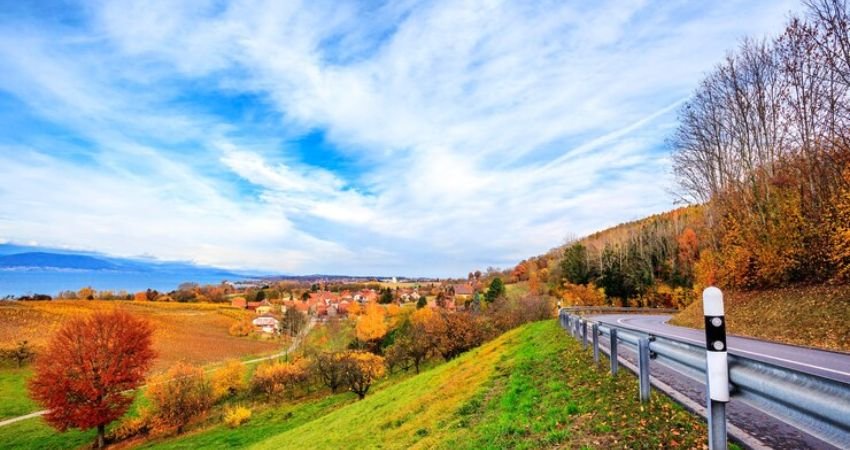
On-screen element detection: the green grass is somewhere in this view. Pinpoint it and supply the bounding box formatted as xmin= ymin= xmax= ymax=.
xmin=0 ymin=414 xmax=96 ymax=450
xmin=139 ymin=394 xmax=358 ymax=449
xmin=0 ymin=367 xmax=37 ymax=420
xmin=247 ymin=321 xmax=706 ymax=449
xmin=1 ymin=321 xmax=709 ymax=449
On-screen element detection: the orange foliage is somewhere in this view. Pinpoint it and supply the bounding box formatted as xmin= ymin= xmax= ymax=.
xmin=252 ymin=359 xmax=310 ymax=398
xmin=147 ymin=362 xmax=214 ymax=434
xmin=355 ymin=303 xmax=387 ymax=342
xmin=340 ymin=351 xmax=385 ymax=400
xmin=560 ymin=282 xmax=606 ymax=306
xmin=28 ymin=311 xmax=156 ymax=448
xmin=0 ymin=301 xmax=279 ymax=372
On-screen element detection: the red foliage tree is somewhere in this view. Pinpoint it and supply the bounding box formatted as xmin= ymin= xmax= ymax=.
xmin=28 ymin=311 xmax=156 ymax=448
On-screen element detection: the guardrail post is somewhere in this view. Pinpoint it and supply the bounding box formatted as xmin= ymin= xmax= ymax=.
xmin=609 ymin=328 xmax=618 ymax=376
xmin=703 ymin=287 xmax=729 ymax=450
xmin=592 ymin=323 xmax=599 ymax=364
xmin=581 ymin=320 xmax=588 ymax=349
xmin=638 ymin=337 xmax=650 ymax=403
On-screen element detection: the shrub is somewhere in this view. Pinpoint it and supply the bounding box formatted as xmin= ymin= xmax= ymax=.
xmin=1 ymin=340 xmax=35 ymax=368
xmin=229 ymin=319 xmax=253 ymax=337
xmin=223 ymin=406 xmax=252 ymax=428
xmin=107 ymin=414 xmax=151 ymax=442
xmin=147 ymin=362 xmax=214 ymax=434
xmin=252 ymin=360 xmax=309 ymax=399
xmin=211 ymin=360 xmax=246 ymax=401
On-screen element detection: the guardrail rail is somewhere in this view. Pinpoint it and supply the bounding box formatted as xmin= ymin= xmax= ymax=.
xmin=558 ymin=307 xmax=850 ymax=449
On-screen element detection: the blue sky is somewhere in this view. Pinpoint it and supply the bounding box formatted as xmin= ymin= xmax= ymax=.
xmin=0 ymin=0 xmax=798 ymax=277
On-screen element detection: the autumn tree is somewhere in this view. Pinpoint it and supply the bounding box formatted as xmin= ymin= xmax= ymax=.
xmin=341 ymin=351 xmax=385 ymax=400
xmin=28 ymin=311 xmax=155 ymax=448
xmin=355 ymin=303 xmax=387 ymax=348
xmin=387 ymin=316 xmax=432 ymax=373
xmin=434 ymin=311 xmax=485 ymax=360
xmin=311 ymin=352 xmax=346 ymax=393
xmin=147 ymin=362 xmax=214 ymax=434
xmin=77 ymin=286 xmax=95 ymax=300
xmin=347 ymin=301 xmax=362 ymax=316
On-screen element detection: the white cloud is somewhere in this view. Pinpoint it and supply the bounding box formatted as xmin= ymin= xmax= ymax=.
xmin=0 ymin=0 xmax=799 ymax=276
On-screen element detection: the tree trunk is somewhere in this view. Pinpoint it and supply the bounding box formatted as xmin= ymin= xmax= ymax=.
xmin=96 ymin=423 xmax=105 ymax=449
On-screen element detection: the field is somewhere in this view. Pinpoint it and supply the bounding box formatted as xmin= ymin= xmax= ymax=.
xmin=0 ymin=300 xmax=283 ymax=421
xmin=0 ymin=300 xmax=283 ymax=371
xmin=671 ymin=284 xmax=850 ymax=352
xmin=134 ymin=320 xmax=707 ymax=449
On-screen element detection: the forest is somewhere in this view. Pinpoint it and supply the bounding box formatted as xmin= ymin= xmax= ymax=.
xmin=532 ymin=0 xmax=850 ymax=306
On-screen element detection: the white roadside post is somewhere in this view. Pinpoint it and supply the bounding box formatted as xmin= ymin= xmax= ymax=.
xmin=703 ymin=287 xmax=729 ymax=450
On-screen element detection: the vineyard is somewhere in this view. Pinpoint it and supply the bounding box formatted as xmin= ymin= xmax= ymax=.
xmin=0 ymin=301 xmax=281 ymax=371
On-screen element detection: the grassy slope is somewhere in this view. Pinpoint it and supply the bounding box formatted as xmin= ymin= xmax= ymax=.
xmin=2 ymin=321 xmax=708 ymax=449
xmin=0 ymin=367 xmax=36 ymax=420
xmin=248 ymin=321 xmax=705 ymax=450
xmin=671 ymin=284 xmax=850 ymax=352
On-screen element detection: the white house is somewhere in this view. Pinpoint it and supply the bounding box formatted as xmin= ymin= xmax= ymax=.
xmin=252 ymin=315 xmax=280 ymax=333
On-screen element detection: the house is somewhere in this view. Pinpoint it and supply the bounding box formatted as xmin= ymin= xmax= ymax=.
xmin=451 ymin=284 xmax=474 ymax=299
xmin=245 ymin=299 xmax=272 ymax=313
xmin=252 ymin=315 xmax=279 ymax=334
xmin=338 ymin=300 xmax=350 ymax=315
xmin=231 ymin=297 xmax=247 ymax=309
xmin=255 ymin=299 xmax=273 ymax=315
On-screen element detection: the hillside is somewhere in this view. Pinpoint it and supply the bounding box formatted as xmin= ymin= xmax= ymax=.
xmin=671 ymin=284 xmax=850 ymax=352
xmin=142 ymin=320 xmax=706 ymax=449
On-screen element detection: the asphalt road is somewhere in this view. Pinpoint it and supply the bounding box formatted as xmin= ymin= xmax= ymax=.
xmin=587 ymin=314 xmax=850 ymax=449
xmin=589 ymin=314 xmax=850 ymax=384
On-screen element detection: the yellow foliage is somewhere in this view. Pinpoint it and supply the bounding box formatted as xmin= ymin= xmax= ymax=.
xmin=560 ymin=282 xmax=606 ymax=306
xmin=355 ymin=303 xmax=387 ymax=342
xmin=347 ymin=301 xmax=361 ymax=316
xmin=252 ymin=359 xmax=310 ymax=397
xmin=386 ymin=304 xmax=401 ymax=316
xmin=211 ymin=359 xmax=246 ymax=401
xmin=223 ymin=406 xmax=251 ymax=428
xmin=229 ymin=319 xmax=253 ymax=337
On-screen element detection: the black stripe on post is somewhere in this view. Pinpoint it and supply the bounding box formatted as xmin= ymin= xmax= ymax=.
xmin=704 ymin=315 xmax=726 ymax=352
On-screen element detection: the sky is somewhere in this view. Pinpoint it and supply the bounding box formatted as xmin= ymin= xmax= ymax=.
xmin=0 ymin=0 xmax=799 ymax=277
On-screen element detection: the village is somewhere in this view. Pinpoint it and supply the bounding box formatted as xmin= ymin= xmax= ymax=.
xmin=231 ymin=282 xmax=480 ymax=335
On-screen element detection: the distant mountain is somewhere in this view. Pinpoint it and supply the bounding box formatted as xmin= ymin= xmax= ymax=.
xmin=0 ymin=245 xmax=259 ymax=296
xmin=0 ymin=252 xmax=120 ymax=270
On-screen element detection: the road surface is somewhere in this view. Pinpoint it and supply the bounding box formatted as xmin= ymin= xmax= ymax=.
xmin=590 ymin=314 xmax=850 ymax=384
xmin=588 ymin=314 xmax=850 ymax=449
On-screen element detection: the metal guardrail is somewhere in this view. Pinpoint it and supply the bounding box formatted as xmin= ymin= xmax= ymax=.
xmin=558 ymin=309 xmax=850 ymax=449
xmin=559 ymin=306 xmax=680 ymax=315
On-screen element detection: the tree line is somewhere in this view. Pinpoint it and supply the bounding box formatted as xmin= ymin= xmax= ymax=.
xmin=671 ymin=0 xmax=850 ymax=289
xmin=544 ymin=1 xmax=850 ymax=304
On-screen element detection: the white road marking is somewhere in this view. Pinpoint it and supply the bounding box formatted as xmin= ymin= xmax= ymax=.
xmin=611 ymin=316 xmax=850 ymax=378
